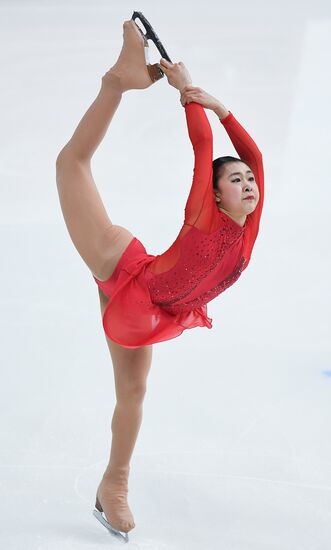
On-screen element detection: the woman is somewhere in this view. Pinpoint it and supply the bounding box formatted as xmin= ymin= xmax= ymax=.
xmin=56 ymin=19 xmax=264 ymax=541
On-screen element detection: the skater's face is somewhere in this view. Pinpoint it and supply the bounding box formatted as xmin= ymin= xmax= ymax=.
xmin=214 ymin=162 xmax=259 ymax=219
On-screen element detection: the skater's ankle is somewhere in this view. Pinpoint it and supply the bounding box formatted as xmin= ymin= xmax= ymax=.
xmin=102 ymin=464 xmax=130 ymax=484
xmin=101 ymin=70 xmax=125 ymax=94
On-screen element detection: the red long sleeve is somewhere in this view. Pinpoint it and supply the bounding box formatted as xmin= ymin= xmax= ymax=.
xmin=183 ymin=102 xmax=214 ymax=228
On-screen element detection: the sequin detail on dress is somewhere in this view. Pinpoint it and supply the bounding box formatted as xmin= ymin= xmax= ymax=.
xmin=163 ymin=256 xmax=246 ymax=314
xmin=147 ymin=218 xmax=245 ymax=314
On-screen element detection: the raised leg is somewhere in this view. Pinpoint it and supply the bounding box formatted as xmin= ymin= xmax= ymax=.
xmin=55 ymin=72 xmax=132 ymax=280
xmin=96 ymin=289 xmax=153 ymax=533
xmin=55 ymin=19 xmax=154 ymax=280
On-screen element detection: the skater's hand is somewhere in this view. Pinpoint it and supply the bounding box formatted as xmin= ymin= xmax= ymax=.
xmin=180 ymin=86 xmax=220 ymax=111
xmin=159 ymin=58 xmax=192 ymax=91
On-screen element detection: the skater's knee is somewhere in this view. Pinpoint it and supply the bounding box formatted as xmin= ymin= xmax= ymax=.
xmin=115 ymin=354 xmax=151 ymax=404
xmin=55 ymin=145 xmax=87 ymax=179
xmin=55 ymin=145 xmax=72 ymax=171
xmin=118 ymin=380 xmax=147 ymax=405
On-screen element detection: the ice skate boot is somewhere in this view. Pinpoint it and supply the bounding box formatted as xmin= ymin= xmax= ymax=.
xmin=93 ymin=465 xmax=135 ymax=544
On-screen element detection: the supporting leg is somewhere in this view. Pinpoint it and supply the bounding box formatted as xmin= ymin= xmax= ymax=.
xmin=95 ymin=291 xmax=153 ymax=533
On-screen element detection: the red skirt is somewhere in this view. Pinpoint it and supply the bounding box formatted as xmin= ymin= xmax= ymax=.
xmin=93 ymin=237 xmax=213 ymax=348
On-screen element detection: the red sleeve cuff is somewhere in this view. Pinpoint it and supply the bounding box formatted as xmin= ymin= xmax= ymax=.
xmin=220 ymin=110 xmax=234 ymax=124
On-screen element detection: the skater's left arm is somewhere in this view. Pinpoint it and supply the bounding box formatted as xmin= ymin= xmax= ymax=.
xmin=217 ymin=106 xmax=264 ymax=238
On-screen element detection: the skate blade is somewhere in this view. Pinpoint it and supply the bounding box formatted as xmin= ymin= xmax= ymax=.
xmin=93 ymin=508 xmax=129 ymax=543
xmin=131 ymin=10 xmax=172 ymax=63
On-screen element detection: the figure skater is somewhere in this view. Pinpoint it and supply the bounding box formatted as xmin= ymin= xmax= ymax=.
xmin=55 ymin=17 xmax=264 ymax=543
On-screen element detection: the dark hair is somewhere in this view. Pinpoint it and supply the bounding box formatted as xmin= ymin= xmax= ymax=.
xmin=212 ymin=156 xmax=250 ymax=189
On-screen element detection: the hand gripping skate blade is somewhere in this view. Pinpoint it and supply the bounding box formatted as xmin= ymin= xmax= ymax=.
xmin=93 ymin=508 xmax=129 ymax=543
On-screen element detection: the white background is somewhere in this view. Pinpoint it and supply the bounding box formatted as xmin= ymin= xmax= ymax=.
xmin=1 ymin=0 xmax=331 ymax=548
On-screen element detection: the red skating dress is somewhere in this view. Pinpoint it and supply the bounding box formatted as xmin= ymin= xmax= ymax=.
xmin=93 ymin=102 xmax=264 ymax=348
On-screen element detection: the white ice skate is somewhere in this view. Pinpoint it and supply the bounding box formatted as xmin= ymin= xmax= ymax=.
xmin=93 ymin=496 xmax=129 ymax=543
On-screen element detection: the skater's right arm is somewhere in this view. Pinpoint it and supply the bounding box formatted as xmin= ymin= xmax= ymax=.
xmin=183 ymin=102 xmax=214 ymax=226
xmin=159 ymin=59 xmax=215 ymax=226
